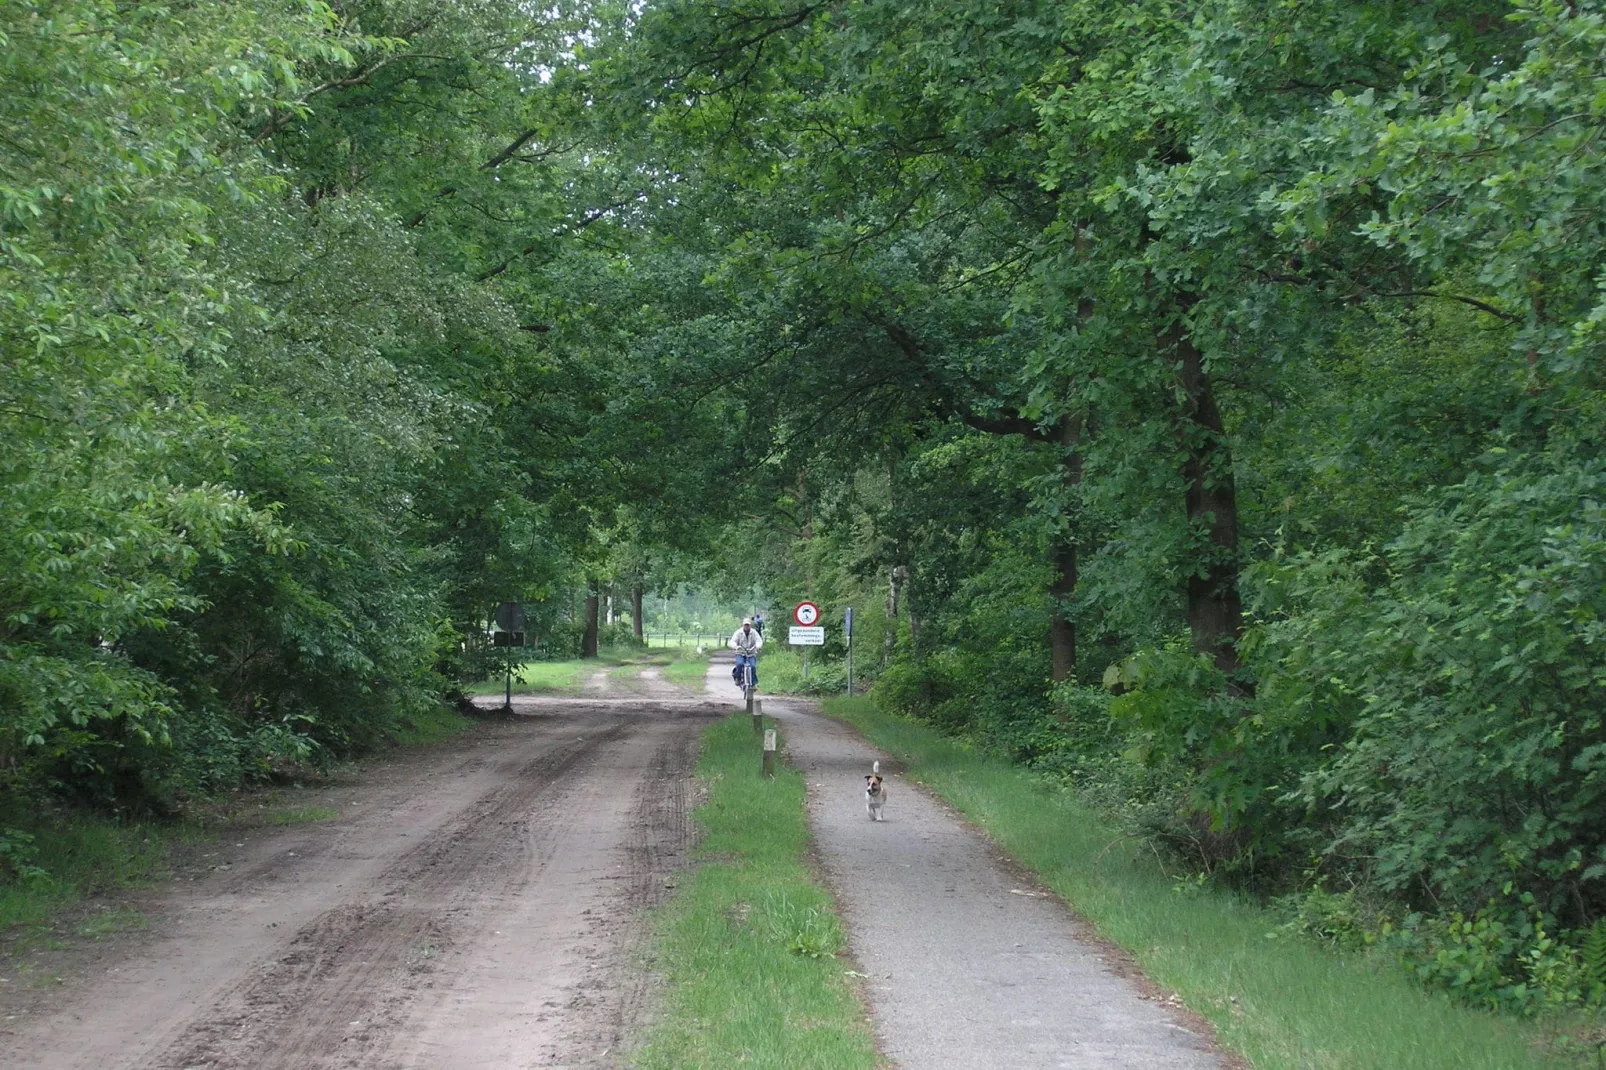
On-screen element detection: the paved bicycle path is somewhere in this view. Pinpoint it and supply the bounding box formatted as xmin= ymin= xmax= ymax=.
xmin=705 ymin=660 xmax=1223 ymax=1069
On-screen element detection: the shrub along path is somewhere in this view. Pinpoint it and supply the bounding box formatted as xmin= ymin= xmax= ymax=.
xmin=706 ymin=658 xmax=1225 ymax=1068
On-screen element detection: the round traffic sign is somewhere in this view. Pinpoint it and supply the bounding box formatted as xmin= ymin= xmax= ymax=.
xmin=793 ymin=601 xmax=820 ymax=626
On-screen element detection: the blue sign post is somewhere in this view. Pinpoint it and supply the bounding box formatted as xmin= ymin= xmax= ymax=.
xmin=844 ymin=607 xmax=854 ymax=696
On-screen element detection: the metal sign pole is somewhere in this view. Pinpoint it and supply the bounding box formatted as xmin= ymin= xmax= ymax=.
xmin=845 ymin=606 xmax=854 ymax=696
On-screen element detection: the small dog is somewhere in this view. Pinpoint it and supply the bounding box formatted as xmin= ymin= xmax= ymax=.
xmin=864 ymin=761 xmax=889 ymax=821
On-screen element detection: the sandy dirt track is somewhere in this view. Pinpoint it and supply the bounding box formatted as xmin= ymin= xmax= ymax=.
xmin=1 ymin=678 xmax=721 ymax=1070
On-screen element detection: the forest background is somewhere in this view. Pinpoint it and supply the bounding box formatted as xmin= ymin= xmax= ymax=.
xmin=4 ymin=0 xmax=1606 ymax=1019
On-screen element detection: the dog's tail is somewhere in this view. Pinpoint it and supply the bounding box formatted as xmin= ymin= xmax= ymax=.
xmin=872 ymin=760 xmax=880 ymax=775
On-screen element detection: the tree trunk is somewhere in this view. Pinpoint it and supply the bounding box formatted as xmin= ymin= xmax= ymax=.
xmin=582 ymin=580 xmax=600 ymax=659
xmin=1162 ymin=311 xmax=1245 ymax=678
xmin=631 ymin=585 xmax=644 ymax=641
xmin=884 ymin=565 xmax=908 ymax=666
xmin=905 ymin=569 xmax=922 ymax=648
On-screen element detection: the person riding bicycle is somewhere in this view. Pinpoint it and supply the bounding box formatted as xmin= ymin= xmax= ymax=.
xmin=729 ymin=618 xmax=764 ymax=690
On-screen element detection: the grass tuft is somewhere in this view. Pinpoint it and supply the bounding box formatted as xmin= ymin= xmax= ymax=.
xmin=823 ymin=695 xmax=1572 ymax=1070
xmin=631 ymin=713 xmax=875 ymax=1069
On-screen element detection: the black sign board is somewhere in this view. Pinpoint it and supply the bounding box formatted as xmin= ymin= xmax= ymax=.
xmin=494 ymin=601 xmax=526 ymax=632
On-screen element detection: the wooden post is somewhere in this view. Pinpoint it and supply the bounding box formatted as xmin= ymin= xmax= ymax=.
xmin=752 ymin=698 xmax=763 ymax=734
xmin=762 ymin=729 xmax=776 ymax=777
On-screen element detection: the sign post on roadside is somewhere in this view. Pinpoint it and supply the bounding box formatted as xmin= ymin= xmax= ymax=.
xmin=792 ymin=601 xmax=823 ymax=681
xmin=493 ymin=601 xmax=526 ymax=708
xmin=844 ymin=606 xmax=854 ymax=696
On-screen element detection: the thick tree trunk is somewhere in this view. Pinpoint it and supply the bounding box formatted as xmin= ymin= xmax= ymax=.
xmin=582 ymin=580 xmax=600 ymax=659
xmin=631 ymin=585 xmax=644 ymax=642
xmin=1162 ymin=313 xmax=1245 ymax=677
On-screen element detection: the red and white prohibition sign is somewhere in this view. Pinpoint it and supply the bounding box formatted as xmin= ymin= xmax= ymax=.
xmin=793 ymin=601 xmax=821 ymax=627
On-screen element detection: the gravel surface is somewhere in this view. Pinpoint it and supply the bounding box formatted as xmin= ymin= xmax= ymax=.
xmin=705 ymin=659 xmax=1225 ymax=1069
xmin=2 ymin=672 xmax=719 ymax=1070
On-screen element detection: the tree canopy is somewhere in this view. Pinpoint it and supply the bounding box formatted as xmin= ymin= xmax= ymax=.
xmin=5 ymin=0 xmax=1606 ymax=1014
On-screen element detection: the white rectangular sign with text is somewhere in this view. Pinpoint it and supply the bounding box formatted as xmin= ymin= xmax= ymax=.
xmin=788 ymin=626 xmax=825 ymax=646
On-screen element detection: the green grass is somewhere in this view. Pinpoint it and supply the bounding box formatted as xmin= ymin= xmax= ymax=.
xmin=663 ymin=649 xmax=711 ymax=689
xmin=465 ymin=658 xmax=593 ymax=695
xmin=0 ymin=816 xmax=183 ymax=934
xmin=465 ymin=647 xmax=671 ymax=696
xmin=822 ymin=695 xmax=1574 ymax=1070
xmin=749 ymin=648 xmax=847 ymax=697
xmin=631 ymin=713 xmax=877 ymax=1069
xmin=388 ymin=703 xmax=475 ymax=746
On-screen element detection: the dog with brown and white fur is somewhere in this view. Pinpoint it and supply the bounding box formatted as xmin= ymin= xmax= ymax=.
xmin=865 ymin=761 xmax=889 ymax=821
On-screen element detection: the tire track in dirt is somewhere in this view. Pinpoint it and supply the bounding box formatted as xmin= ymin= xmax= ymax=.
xmin=4 ymin=674 xmax=721 ymax=1070
xmin=143 ymin=720 xmax=633 ymax=1070
xmin=595 ymin=712 xmax=698 ymax=1048
xmin=374 ymin=705 xmax=715 ymax=1069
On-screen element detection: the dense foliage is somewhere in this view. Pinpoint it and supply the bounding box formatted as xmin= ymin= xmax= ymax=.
xmin=5 ymin=0 xmax=1606 ymax=1017
xmin=579 ymin=0 xmax=1606 ymax=1012
xmin=0 ymin=0 xmax=700 ymax=810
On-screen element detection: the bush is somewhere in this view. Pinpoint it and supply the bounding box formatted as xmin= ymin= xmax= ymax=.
xmin=1260 ymin=445 xmax=1606 ymax=918
xmin=599 ymin=621 xmax=645 ymax=649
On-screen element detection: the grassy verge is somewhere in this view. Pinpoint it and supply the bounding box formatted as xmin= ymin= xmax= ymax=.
xmin=750 ymin=648 xmax=846 ymax=697
xmin=388 ymin=702 xmax=475 ymax=746
xmin=465 ymin=646 xmax=680 ymax=696
xmin=822 ymin=695 xmax=1573 ymax=1070
xmin=0 ymin=817 xmax=185 ymax=937
xmin=464 ymin=658 xmax=596 ymax=695
xmin=631 ymin=713 xmax=876 ymax=1069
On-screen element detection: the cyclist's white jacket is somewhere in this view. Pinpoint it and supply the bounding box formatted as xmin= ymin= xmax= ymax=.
xmin=729 ymin=626 xmax=764 ymax=656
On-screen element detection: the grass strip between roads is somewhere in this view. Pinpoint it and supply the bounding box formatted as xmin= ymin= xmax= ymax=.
xmin=822 ymin=696 xmax=1573 ymax=1070
xmin=662 ymin=650 xmax=711 ymax=690
xmin=632 ymin=712 xmax=876 ymax=1069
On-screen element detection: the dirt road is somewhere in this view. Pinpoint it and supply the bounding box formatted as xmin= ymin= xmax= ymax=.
xmin=1 ymin=675 xmax=721 ymax=1070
